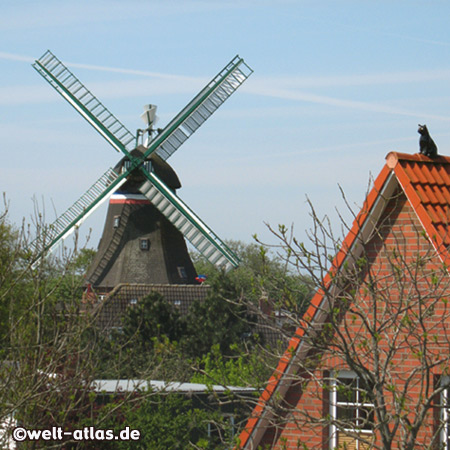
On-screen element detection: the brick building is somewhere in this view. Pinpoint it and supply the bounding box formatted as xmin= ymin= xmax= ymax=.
xmin=238 ymin=152 xmax=450 ymax=449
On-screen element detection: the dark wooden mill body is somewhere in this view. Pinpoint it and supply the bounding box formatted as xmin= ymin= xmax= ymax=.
xmin=85 ymin=148 xmax=198 ymax=293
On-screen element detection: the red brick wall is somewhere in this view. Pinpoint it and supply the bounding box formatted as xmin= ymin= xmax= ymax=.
xmin=257 ymin=191 xmax=450 ymax=449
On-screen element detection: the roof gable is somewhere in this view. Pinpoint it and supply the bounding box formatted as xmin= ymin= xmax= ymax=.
xmin=387 ymin=152 xmax=450 ymax=262
xmin=238 ymin=152 xmax=450 ymax=449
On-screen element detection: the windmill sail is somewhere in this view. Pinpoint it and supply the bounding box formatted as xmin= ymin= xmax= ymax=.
xmin=29 ymin=168 xmax=127 ymax=264
xmin=139 ymin=169 xmax=239 ymax=272
xmin=144 ymin=55 xmax=253 ymax=161
xmin=31 ymin=50 xmax=251 ymax=272
xmin=33 ymin=50 xmax=135 ymax=155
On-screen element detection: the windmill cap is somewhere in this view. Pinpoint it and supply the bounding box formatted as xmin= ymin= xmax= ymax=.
xmin=114 ymin=146 xmax=181 ymax=191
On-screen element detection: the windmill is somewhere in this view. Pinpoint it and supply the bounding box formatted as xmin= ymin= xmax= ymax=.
xmin=29 ymin=50 xmax=252 ymax=292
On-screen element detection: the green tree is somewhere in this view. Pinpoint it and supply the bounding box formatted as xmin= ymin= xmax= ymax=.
xmin=0 ymin=203 xmax=118 ymax=448
xmin=191 ymin=343 xmax=272 ymax=389
xmin=98 ymin=289 xmax=257 ymax=379
xmin=101 ymin=393 xmax=216 ymax=450
xmin=192 ymin=240 xmax=314 ymax=317
xmin=96 ymin=292 xmax=192 ymax=379
xmin=182 ymin=290 xmax=257 ymax=360
xmin=121 ymin=292 xmax=186 ymax=347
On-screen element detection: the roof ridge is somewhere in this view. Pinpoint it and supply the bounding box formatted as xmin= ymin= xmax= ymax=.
xmin=111 ymin=283 xmax=209 ymax=289
xmin=386 ymin=151 xmax=450 ymax=168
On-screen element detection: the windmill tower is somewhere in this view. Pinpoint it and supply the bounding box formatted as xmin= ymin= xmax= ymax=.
xmin=29 ymin=51 xmax=252 ymax=300
xmin=85 ymin=148 xmax=198 ymax=291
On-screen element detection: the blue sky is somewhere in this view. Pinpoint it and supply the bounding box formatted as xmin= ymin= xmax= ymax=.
xmin=2 ymin=0 xmax=450 ymax=253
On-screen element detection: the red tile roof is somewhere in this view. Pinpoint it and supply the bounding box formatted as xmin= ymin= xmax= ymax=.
xmin=238 ymin=151 xmax=450 ymax=449
xmin=388 ymin=152 xmax=450 ymax=255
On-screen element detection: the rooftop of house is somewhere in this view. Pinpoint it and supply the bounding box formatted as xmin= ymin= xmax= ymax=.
xmin=386 ymin=152 xmax=450 ymax=249
xmin=238 ymin=151 xmax=450 ymax=448
xmin=91 ymin=379 xmax=258 ymax=395
xmin=94 ymin=283 xmax=211 ymax=328
xmin=93 ymin=282 xmax=286 ymax=347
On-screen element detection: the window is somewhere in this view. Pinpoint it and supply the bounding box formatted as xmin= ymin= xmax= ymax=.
xmin=207 ymin=413 xmax=236 ymax=445
xmin=109 ymin=326 xmax=123 ymax=338
xmin=113 ymin=216 xmax=121 ymax=228
xmin=177 ymin=266 xmax=187 ymax=280
xmin=329 ymin=371 xmax=374 ymax=450
xmin=140 ymin=238 xmax=150 ymax=251
xmin=440 ymin=376 xmax=450 ymax=449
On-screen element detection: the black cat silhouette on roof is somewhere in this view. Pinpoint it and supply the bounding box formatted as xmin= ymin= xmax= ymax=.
xmin=418 ymin=124 xmax=438 ymax=158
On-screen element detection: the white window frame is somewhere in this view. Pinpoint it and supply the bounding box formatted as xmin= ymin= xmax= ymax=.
xmin=329 ymin=370 xmax=374 ymax=450
xmin=441 ymin=376 xmax=450 ymax=449
xmin=207 ymin=413 xmax=236 ymax=440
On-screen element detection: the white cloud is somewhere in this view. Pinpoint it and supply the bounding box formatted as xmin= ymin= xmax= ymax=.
xmin=255 ymin=70 xmax=450 ymax=89
xmin=0 ymin=51 xmax=207 ymax=106
xmin=0 ymin=78 xmax=203 ymax=107
xmin=0 ymin=84 xmax=55 ymax=106
xmin=4 ymin=49 xmax=450 ymax=89
xmin=0 ymin=1 xmax=247 ymax=31
xmin=380 ymin=32 xmax=450 ymax=49
xmin=4 ymin=50 xmax=450 ymax=123
xmin=244 ymin=82 xmax=450 ymax=122
xmin=0 ymin=50 xmax=203 ymax=82
xmin=0 ymin=52 xmax=34 ymax=63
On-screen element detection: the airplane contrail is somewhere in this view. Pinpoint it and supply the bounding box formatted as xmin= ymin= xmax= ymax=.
xmin=0 ymin=51 xmax=199 ymax=82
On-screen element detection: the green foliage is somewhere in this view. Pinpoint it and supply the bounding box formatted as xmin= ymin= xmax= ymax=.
xmin=96 ymin=292 xmax=194 ymax=379
xmin=96 ymin=393 xmax=224 ymax=450
xmin=122 ymin=292 xmax=186 ymax=348
xmin=0 ymin=204 xmax=104 ymax=442
xmin=44 ymin=248 xmax=96 ymax=303
xmin=182 ymin=291 xmax=257 ymax=359
xmin=101 ymin=289 xmax=258 ymax=378
xmin=192 ymin=240 xmax=314 ymax=317
xmin=0 ymin=215 xmax=34 ymax=351
xmin=191 ymin=343 xmax=272 ymax=388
